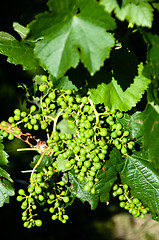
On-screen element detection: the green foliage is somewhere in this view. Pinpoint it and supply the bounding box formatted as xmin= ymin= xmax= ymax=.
xmin=89 ymin=63 xmax=151 ymax=111
xmin=27 ymin=0 xmax=116 ymax=78
xmin=0 ymin=140 xmax=14 ymax=207
xmin=0 ymin=32 xmax=38 ymax=70
xmin=0 ymin=0 xmax=159 ymax=228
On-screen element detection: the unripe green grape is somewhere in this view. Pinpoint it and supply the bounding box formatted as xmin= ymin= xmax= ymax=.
xmin=98 ymin=153 xmax=105 ymax=160
xmin=141 ymin=208 xmax=148 ymax=215
xmin=45 ymin=98 xmax=51 ymax=105
xmin=28 ymin=187 xmax=34 ymax=193
xmin=39 ymin=84 xmax=46 ymax=92
xmin=116 ymin=187 xmax=123 ymax=195
xmin=14 ymin=115 xmax=21 ymax=121
xmin=123 ymin=184 xmax=128 ymax=190
xmin=17 ymin=196 xmax=23 ymax=201
xmin=21 ymin=111 xmax=27 ymax=117
xmin=65 ymin=161 xmax=72 ymax=168
xmin=94 ymin=162 xmax=101 ymax=170
xmin=41 ymin=122 xmax=48 ymax=130
xmin=23 ymin=221 xmax=29 ymax=228
xmin=100 ymin=128 xmax=107 ymax=137
xmin=112 ymin=191 xmax=118 ymax=197
xmin=81 ymin=96 xmax=88 ymax=104
xmin=2 ymin=131 xmax=8 ymax=137
xmin=30 ymin=105 xmax=36 ymax=112
xmin=122 ymin=138 xmax=128 ymax=144
xmin=14 ymin=109 xmax=21 ymax=116
xmin=111 ymin=131 xmax=117 ymax=138
xmin=34 ymin=113 xmax=41 ymax=120
xmin=123 ymin=131 xmax=129 ymax=137
xmin=121 ymin=147 xmax=127 ymax=155
xmin=119 ymin=202 xmax=126 ymax=208
xmin=27 ymin=123 xmax=32 ymax=130
xmin=63 ymin=196 xmax=69 ymax=203
xmin=128 ymin=142 xmax=134 ymax=149
xmin=35 ymin=219 xmax=42 ymax=227
xmin=48 ymin=91 xmax=56 ymax=100
xmin=52 ymin=215 xmax=57 ymax=220
xmin=34 ymin=125 xmax=39 ymax=130
xmin=139 ymin=213 xmax=145 ymax=219
xmin=116 ymin=123 xmax=122 ymax=130
xmin=119 ymin=195 xmax=125 ymax=201
xmin=35 ymin=186 xmax=42 ymax=194
xmin=116 ymin=112 xmax=123 ymax=118
xmin=63 ymin=113 xmax=69 ymax=119
xmin=68 ymin=122 xmax=75 ymax=129
xmin=63 ymin=215 xmax=69 ymax=220
xmin=30 ymin=118 xmax=37 ymax=125
xmin=132 ymin=198 xmax=140 ymax=204
xmin=23 ymin=117 xmax=29 ymax=123
xmin=8 ymin=117 xmax=14 ymax=123
xmin=49 ymin=207 xmax=55 ymax=213
xmin=41 ymin=75 xmax=48 ymax=82
xmin=8 ymin=133 xmax=14 ymax=140
xmin=84 ymin=184 xmax=91 ymax=192
xmin=113 ymin=184 xmax=118 ymax=191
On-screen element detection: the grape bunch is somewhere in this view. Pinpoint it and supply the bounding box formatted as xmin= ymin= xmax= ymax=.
xmin=0 ymin=75 xmax=136 ymax=227
xmin=112 ymin=183 xmax=149 ymax=219
xmin=0 ymin=75 xmax=135 ymax=195
xmin=17 ymin=161 xmax=71 ymax=228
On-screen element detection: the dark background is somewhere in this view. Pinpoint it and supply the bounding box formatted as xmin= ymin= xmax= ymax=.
xmin=0 ymin=1 xmax=158 ymax=240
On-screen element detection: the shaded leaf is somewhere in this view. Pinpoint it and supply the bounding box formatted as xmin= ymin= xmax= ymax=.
xmin=0 ymin=37 xmax=39 ymax=70
xmin=68 ymin=169 xmax=99 ymax=210
xmin=121 ymin=154 xmax=159 ymax=216
xmin=95 ymin=149 xmax=124 ymax=202
xmin=130 ymin=103 xmax=159 ymax=170
xmin=0 ymin=167 xmax=14 ymax=207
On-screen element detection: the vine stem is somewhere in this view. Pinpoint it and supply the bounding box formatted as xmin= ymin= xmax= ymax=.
xmin=30 ymin=150 xmax=48 ymax=183
xmin=88 ymin=98 xmax=99 ymax=124
xmin=50 ymin=109 xmax=64 ymax=139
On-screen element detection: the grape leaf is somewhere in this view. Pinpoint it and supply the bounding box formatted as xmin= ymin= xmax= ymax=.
xmin=0 ymin=167 xmax=14 ymax=207
xmin=95 ymin=149 xmax=124 ymax=202
xmin=28 ymin=0 xmax=116 ymax=78
xmin=121 ymin=154 xmax=159 ymax=217
xmin=89 ymin=63 xmax=151 ymax=111
xmin=130 ymin=103 xmax=159 ymax=170
xmin=0 ymin=36 xmax=39 ymax=70
xmin=0 ymin=142 xmax=9 ymax=165
xmin=101 ymin=0 xmax=153 ymax=28
xmin=13 ymin=22 xmax=29 ymax=39
xmin=68 ymin=169 xmax=99 ymax=210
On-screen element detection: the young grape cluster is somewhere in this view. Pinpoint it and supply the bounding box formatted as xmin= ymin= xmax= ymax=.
xmin=0 ymin=75 xmax=135 ymax=192
xmin=17 ymin=162 xmax=71 ymax=228
xmin=0 ymin=75 xmax=136 ymax=227
xmin=112 ymin=183 xmax=149 ymax=219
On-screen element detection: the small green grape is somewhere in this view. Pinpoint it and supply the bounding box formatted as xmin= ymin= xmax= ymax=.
xmin=30 ymin=105 xmax=36 ymax=112
xmin=8 ymin=133 xmax=14 ymax=140
xmin=35 ymin=219 xmax=42 ymax=227
xmin=63 ymin=196 xmax=69 ymax=203
xmin=39 ymin=84 xmax=46 ymax=92
xmin=14 ymin=109 xmax=21 ymax=116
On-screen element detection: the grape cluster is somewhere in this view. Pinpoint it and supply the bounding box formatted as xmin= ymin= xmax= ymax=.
xmin=112 ymin=183 xmax=149 ymax=219
xmin=17 ymin=163 xmax=71 ymax=228
xmin=0 ymin=75 xmax=135 ymax=195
